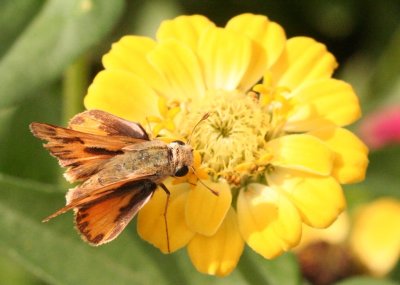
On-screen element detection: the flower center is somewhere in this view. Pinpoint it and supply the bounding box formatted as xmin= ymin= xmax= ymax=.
xmin=177 ymin=90 xmax=274 ymax=185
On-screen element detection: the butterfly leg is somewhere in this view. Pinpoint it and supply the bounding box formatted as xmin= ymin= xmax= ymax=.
xmin=159 ymin=183 xmax=171 ymax=253
xmin=189 ymin=167 xmax=219 ymax=196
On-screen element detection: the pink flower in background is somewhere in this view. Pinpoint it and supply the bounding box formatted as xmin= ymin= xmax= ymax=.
xmin=359 ymin=105 xmax=400 ymax=149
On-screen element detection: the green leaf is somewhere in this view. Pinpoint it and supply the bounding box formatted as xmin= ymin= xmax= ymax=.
xmin=134 ymin=0 xmax=181 ymax=37
xmin=0 ymin=0 xmax=45 ymax=57
xmin=0 ymin=173 xmax=181 ymax=285
xmin=365 ymin=147 xmax=400 ymax=198
xmin=0 ymin=83 xmax=62 ymax=184
xmin=335 ymin=276 xmax=399 ymax=285
xmin=0 ymin=173 xmax=303 ymax=285
xmin=366 ymin=22 xmax=400 ymax=105
xmin=365 ymin=146 xmax=400 ymax=198
xmin=238 ymin=248 xmax=301 ymax=285
xmin=0 ymin=252 xmax=45 ymax=285
xmin=0 ymin=0 xmax=124 ymax=110
xmin=345 ymin=146 xmax=400 ymax=207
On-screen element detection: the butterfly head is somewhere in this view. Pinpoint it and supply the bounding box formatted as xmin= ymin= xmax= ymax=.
xmin=169 ymin=140 xmax=193 ymax=177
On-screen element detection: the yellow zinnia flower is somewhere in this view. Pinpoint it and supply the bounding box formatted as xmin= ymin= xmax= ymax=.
xmin=84 ymin=13 xmax=368 ymax=276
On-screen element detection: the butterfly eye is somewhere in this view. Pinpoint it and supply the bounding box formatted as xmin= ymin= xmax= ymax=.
xmin=175 ymin=166 xmax=189 ymax=177
xmin=173 ymin=140 xmax=185 ymax=146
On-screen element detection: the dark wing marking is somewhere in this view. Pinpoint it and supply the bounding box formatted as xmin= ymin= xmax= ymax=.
xmin=74 ymin=180 xmax=157 ymax=245
xmin=69 ymin=109 xmax=149 ymax=140
xmin=29 ymin=122 xmax=147 ymax=182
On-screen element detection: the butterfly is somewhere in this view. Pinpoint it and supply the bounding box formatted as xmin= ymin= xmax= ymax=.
xmin=30 ymin=110 xmax=194 ymax=247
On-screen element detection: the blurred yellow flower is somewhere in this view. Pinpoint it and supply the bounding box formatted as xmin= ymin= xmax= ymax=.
xmin=295 ymin=198 xmax=400 ymax=283
xmin=84 ymin=13 xmax=368 ymax=276
xmin=350 ymin=198 xmax=400 ymax=277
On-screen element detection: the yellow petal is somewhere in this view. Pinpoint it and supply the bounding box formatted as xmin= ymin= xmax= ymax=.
xmin=285 ymin=79 xmax=361 ymax=131
xmin=226 ymin=13 xmax=286 ymax=67
xmin=270 ymin=37 xmax=337 ymax=90
xmin=187 ymin=208 xmax=244 ymax=276
xmin=137 ymin=181 xmax=194 ymax=253
xmin=84 ymin=70 xmax=159 ymax=123
xmin=309 ymin=127 xmax=369 ymax=184
xmin=185 ymin=180 xmax=232 ymax=236
xmin=350 ymin=198 xmax=400 ymax=277
xmin=267 ymin=134 xmax=334 ymax=176
xmin=147 ymin=39 xmax=206 ymax=101
xmin=156 ymin=15 xmax=215 ymax=51
xmin=102 ymin=36 xmax=169 ymax=95
xmin=235 ymin=40 xmax=267 ymax=92
xmin=197 ymin=27 xmax=252 ymax=90
xmin=267 ymin=168 xmax=346 ymax=228
xmin=237 ymin=184 xmax=302 ymax=259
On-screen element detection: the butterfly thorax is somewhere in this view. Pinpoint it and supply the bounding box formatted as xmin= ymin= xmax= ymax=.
xmin=77 ymin=140 xmax=192 ymax=189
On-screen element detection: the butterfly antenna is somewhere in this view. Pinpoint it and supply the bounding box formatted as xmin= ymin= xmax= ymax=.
xmin=187 ymin=112 xmax=211 ymax=145
xmin=190 ymin=166 xmax=219 ymax=196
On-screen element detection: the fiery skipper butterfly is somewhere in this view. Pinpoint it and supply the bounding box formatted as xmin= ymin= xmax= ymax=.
xmin=30 ymin=110 xmax=195 ymax=247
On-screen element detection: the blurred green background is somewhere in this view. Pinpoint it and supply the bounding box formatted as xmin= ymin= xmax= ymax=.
xmin=0 ymin=0 xmax=399 ymax=284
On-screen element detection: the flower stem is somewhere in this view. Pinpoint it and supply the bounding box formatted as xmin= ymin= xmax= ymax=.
xmin=62 ymin=54 xmax=89 ymax=125
xmin=59 ymin=54 xmax=89 ymax=185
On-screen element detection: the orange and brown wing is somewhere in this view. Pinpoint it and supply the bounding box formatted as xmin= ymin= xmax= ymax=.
xmin=74 ymin=180 xmax=156 ymax=245
xmin=42 ymin=174 xmax=159 ymax=222
xmin=68 ymin=109 xmax=149 ymax=140
xmin=29 ymin=122 xmax=147 ymax=182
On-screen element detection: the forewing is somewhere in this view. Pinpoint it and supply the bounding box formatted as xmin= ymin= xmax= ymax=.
xmin=69 ymin=109 xmax=149 ymax=140
xmin=30 ymin=122 xmax=147 ymax=182
xmin=74 ymin=181 xmax=156 ymax=245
